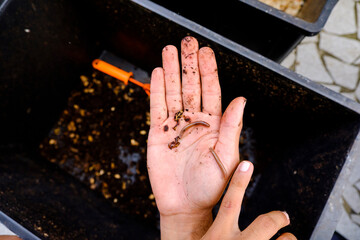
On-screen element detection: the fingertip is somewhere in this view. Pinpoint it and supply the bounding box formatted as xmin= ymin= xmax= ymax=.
xmin=151 ymin=67 xmax=164 ymax=77
xmin=238 ymin=160 xmax=252 ymax=173
xmin=150 ymin=67 xmax=164 ymax=88
xmin=282 ymin=211 xmax=290 ymax=225
xmin=277 ymin=232 xmax=297 ymax=240
xmin=181 ymin=36 xmax=198 ymax=45
xmin=229 ymin=96 xmax=247 ymax=108
xmin=199 ymin=46 xmax=214 ymax=55
xmin=243 ymin=210 xmax=291 ymax=240
xmin=229 ymin=161 xmax=253 ymax=190
xmin=162 ymin=45 xmax=177 ymax=53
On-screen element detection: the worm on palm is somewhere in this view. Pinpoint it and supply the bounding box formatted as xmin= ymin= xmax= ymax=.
xmin=209 ymin=147 xmax=227 ymax=179
xmin=179 ymin=121 xmax=210 ymax=139
xmin=168 ymin=121 xmax=210 ymax=150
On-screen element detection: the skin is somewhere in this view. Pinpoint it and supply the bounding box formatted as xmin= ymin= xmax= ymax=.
xmin=0 ymin=236 xmax=22 ymax=240
xmin=147 ymin=36 xmax=296 ymax=240
xmin=201 ymin=161 xmax=297 ymax=240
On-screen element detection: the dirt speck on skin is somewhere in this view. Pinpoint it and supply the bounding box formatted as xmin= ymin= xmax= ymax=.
xmin=183 ymin=36 xmax=191 ymax=42
xmin=164 ymin=125 xmax=169 ymax=132
xmin=185 ymin=53 xmax=194 ymax=59
xmin=183 ymin=69 xmax=187 ymax=74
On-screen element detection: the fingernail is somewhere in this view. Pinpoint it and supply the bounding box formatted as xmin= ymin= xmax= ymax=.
xmin=243 ymin=98 xmax=247 ymax=107
xmin=282 ymin=211 xmax=290 ymax=223
xmin=239 ymin=161 xmax=250 ymax=172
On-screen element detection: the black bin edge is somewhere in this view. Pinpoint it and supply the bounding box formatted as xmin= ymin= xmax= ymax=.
xmin=240 ymin=0 xmax=339 ymax=35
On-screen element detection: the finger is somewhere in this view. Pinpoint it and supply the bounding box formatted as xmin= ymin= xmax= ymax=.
xmin=242 ymin=211 xmax=290 ymax=240
xmin=162 ymin=45 xmax=182 ymax=114
xmin=276 ymin=232 xmax=297 ymax=240
xmin=150 ymin=67 xmax=167 ymax=127
xmin=181 ymin=36 xmax=201 ymax=112
xmin=214 ymin=161 xmax=253 ymax=230
xmin=199 ymin=47 xmax=221 ymax=116
xmin=0 ymin=236 xmax=22 ymax=240
xmin=215 ymin=97 xmax=246 ymax=174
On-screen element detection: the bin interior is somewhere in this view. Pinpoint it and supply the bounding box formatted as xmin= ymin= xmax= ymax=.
xmin=0 ymin=0 xmax=359 ymax=239
xmin=149 ymin=0 xmax=337 ymax=62
xmin=298 ymin=0 xmax=327 ymax=23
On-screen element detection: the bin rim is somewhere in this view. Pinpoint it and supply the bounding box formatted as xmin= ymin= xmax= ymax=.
xmin=239 ymin=0 xmax=339 ymax=36
xmin=311 ymin=131 xmax=360 ymax=239
xmin=0 ymin=211 xmax=40 ymax=240
xmin=134 ymin=0 xmax=360 ymax=115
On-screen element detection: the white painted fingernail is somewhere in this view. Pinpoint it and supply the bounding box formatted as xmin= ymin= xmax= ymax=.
xmin=239 ymin=161 xmax=250 ymax=172
xmin=282 ymin=211 xmax=290 ymax=222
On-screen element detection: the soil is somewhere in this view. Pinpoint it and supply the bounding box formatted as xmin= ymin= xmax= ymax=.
xmin=40 ymin=72 xmax=158 ymax=223
xmin=258 ymin=0 xmax=304 ymax=16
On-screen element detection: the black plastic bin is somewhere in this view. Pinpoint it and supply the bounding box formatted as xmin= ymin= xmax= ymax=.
xmin=0 ymin=0 xmax=359 ymax=239
xmin=150 ymin=0 xmax=338 ymax=62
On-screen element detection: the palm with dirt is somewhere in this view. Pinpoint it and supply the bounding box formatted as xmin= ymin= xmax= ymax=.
xmin=147 ymin=36 xmax=246 ymax=239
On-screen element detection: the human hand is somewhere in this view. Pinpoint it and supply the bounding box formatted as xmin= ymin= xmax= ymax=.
xmin=0 ymin=236 xmax=22 ymax=240
xmin=201 ymin=161 xmax=297 ymax=240
xmin=147 ymin=36 xmax=246 ymax=239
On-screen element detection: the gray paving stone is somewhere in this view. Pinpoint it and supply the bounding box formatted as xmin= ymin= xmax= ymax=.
xmin=351 ymin=214 xmax=360 ymax=226
xmin=354 ymin=56 xmax=360 ymax=65
xmin=341 ymin=92 xmax=357 ymax=101
xmin=319 ymin=32 xmax=360 ymax=64
xmin=324 ymin=56 xmax=359 ymax=90
xmin=356 ymin=84 xmax=360 ymax=101
xmin=0 ymin=222 xmax=15 ymax=235
xmin=295 ymin=43 xmax=333 ymax=84
xmin=301 ymin=35 xmax=318 ymax=44
xmin=357 ymin=3 xmax=360 ymax=39
xmin=281 ymin=50 xmax=295 ymax=68
xmin=322 ymin=84 xmax=341 ymax=92
xmin=349 ymin=158 xmax=360 ymax=184
xmin=336 ymin=205 xmax=360 ymax=240
xmin=355 ymin=181 xmax=360 ymax=191
xmin=324 ymin=0 xmax=356 ymax=35
xmin=343 ymin=184 xmax=360 ymax=214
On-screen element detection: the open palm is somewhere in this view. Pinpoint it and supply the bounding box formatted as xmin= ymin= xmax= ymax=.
xmin=147 ymin=37 xmax=246 ymax=219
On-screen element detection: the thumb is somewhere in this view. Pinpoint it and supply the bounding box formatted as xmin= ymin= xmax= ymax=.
xmin=213 ymin=161 xmax=253 ymax=230
xmin=214 ymin=97 xmax=246 ymax=177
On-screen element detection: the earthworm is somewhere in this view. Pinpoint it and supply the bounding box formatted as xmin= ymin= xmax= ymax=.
xmin=179 ymin=121 xmax=210 ymax=139
xmin=168 ymin=121 xmax=210 ymax=150
xmin=209 ymin=147 xmax=227 ymax=179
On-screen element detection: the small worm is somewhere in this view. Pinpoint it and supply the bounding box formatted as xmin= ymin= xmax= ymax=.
xmin=179 ymin=121 xmax=210 ymax=139
xmin=168 ymin=136 xmax=181 ymax=149
xmin=173 ymin=110 xmax=184 ymax=130
xmin=209 ymin=147 xmax=227 ymax=179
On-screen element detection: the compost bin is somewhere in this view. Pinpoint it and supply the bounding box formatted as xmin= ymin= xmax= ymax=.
xmin=0 ymin=0 xmax=359 ymax=239
xmin=150 ymin=0 xmax=338 ymax=62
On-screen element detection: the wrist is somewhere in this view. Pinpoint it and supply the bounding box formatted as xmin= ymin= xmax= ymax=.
xmin=160 ymin=211 xmax=213 ymax=240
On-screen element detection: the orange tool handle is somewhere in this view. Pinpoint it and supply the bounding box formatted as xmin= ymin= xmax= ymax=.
xmin=129 ymin=78 xmax=151 ymax=94
xmin=92 ymin=59 xmax=133 ymax=85
xmin=92 ymin=59 xmax=150 ymax=96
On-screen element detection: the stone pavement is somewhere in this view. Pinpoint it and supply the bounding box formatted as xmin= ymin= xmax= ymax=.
xmin=281 ymin=0 xmax=360 ymax=239
xmin=282 ymin=0 xmax=360 ymax=102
